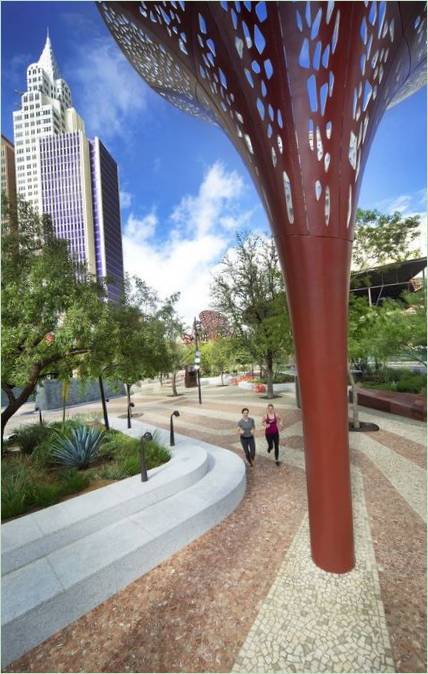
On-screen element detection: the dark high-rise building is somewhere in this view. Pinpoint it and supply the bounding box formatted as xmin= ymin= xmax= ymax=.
xmin=89 ymin=138 xmax=124 ymax=302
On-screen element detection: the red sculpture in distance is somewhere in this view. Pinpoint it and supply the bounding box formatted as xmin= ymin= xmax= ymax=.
xmin=198 ymin=309 xmax=231 ymax=341
xmin=99 ymin=1 xmax=426 ymax=573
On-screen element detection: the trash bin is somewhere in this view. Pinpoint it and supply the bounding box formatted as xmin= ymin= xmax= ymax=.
xmin=184 ymin=365 xmax=198 ymax=388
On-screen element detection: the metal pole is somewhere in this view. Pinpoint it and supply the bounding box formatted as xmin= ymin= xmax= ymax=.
xmin=99 ymin=376 xmax=110 ymax=430
xmin=140 ymin=437 xmax=148 ymax=482
xmin=170 ymin=414 xmax=175 ymax=446
xmin=194 ymin=317 xmax=202 ymax=405
xmin=197 ymin=369 xmax=202 ymax=405
xmin=295 ymin=376 xmax=301 ymax=409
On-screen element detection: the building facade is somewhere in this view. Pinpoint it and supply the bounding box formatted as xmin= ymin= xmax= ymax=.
xmin=39 ymin=131 xmax=96 ymax=274
xmin=1 ymin=135 xmax=17 ymax=214
xmin=89 ymin=138 xmax=124 ymax=302
xmin=13 ymin=32 xmax=124 ymax=298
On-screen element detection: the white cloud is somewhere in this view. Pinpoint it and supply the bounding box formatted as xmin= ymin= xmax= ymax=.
xmin=122 ymin=163 xmax=256 ymax=325
xmin=375 ymin=188 xmax=426 ymax=216
xmin=125 ymin=211 xmax=158 ymax=243
xmin=171 ymin=162 xmax=244 ymax=237
xmin=119 ymin=190 xmax=132 ymax=209
xmin=69 ymin=37 xmax=147 ymax=141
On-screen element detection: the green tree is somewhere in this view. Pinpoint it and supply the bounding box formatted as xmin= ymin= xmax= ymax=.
xmin=202 ymin=337 xmax=234 ymax=384
xmin=1 ymin=195 xmax=107 ymax=443
xmin=347 ymin=288 xmax=426 ymax=427
xmin=78 ymin=275 xmax=168 ymax=425
xmin=156 ymin=293 xmax=187 ymax=396
xmin=369 ymin=289 xmax=427 ymax=367
xmin=352 ymin=209 xmax=421 ymax=270
xmin=211 ymin=233 xmax=293 ymax=398
xmin=347 ymin=295 xmax=380 ymax=428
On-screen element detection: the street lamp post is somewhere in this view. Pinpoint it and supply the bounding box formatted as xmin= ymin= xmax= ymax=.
xmin=170 ymin=410 xmax=180 ymax=446
xmin=193 ymin=317 xmax=202 ymax=405
xmin=140 ymin=431 xmax=153 ymax=482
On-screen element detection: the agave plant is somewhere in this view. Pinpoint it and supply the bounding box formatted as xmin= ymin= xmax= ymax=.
xmin=50 ymin=425 xmax=105 ymax=469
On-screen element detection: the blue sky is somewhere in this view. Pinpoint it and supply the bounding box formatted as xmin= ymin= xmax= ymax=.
xmin=2 ymin=1 xmax=426 ymax=323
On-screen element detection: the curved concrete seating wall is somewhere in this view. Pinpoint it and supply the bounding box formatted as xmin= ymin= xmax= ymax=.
xmin=1 ymin=418 xmax=246 ymax=667
xmin=2 ymin=446 xmax=209 ymax=576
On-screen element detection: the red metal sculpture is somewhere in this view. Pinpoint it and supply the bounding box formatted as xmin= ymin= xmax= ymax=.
xmin=199 ymin=309 xmax=231 ymax=340
xmin=99 ymin=1 xmax=426 ymax=573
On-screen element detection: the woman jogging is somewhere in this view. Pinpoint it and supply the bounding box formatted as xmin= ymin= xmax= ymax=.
xmin=262 ymin=403 xmax=282 ymax=466
xmin=237 ymin=407 xmax=256 ymax=467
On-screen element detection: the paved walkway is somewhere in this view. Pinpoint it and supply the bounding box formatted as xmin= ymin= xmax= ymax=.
xmin=3 ymin=383 xmax=426 ymax=673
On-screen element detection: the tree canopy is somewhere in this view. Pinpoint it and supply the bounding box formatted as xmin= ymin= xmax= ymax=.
xmin=1 ymin=194 xmax=108 ymax=439
xmin=210 ymin=233 xmax=293 ymax=397
xmin=352 ymin=208 xmax=422 ymax=270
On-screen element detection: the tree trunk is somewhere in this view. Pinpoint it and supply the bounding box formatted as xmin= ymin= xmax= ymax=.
xmin=99 ymin=376 xmax=110 ymax=430
xmin=266 ymin=352 xmax=274 ymax=399
xmin=348 ymin=365 xmax=360 ymax=430
xmin=172 ymin=371 xmax=178 ymax=396
xmin=1 ymin=380 xmax=38 ymax=449
xmin=221 ymin=370 xmax=224 ymax=385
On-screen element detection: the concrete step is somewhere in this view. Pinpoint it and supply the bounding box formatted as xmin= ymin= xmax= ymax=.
xmin=1 ymin=421 xmax=246 ymax=668
xmin=2 ymin=446 xmax=209 ymax=576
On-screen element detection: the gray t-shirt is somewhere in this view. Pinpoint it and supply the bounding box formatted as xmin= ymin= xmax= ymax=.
xmin=238 ymin=417 xmax=255 ymax=437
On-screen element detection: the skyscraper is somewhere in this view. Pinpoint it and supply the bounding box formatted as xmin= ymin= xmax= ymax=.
xmin=13 ymin=31 xmax=72 ymax=212
xmin=39 ymin=131 xmax=96 ymax=275
xmin=89 ymin=138 xmax=125 ymax=302
xmin=13 ymin=32 xmax=124 ymax=299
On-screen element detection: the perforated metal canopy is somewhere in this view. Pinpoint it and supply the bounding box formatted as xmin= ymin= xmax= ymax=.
xmin=98 ymin=0 xmax=426 ymax=574
xmin=99 ymin=1 xmax=426 ymax=247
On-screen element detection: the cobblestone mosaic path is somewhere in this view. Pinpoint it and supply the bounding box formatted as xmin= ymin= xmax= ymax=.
xmin=4 ymin=384 xmax=426 ymax=673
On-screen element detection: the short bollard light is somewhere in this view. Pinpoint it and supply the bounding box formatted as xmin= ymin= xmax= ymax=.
xmin=170 ymin=410 xmax=180 ymax=447
xmin=140 ymin=431 xmax=153 ymax=482
xmin=127 ymin=401 xmax=135 ymax=429
xmin=35 ymin=406 xmax=43 ymax=425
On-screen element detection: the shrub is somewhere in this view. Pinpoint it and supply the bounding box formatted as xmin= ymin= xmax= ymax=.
xmin=57 ymin=469 xmax=91 ymax=496
xmin=396 ymin=371 xmax=426 ymax=394
xmin=97 ymin=463 xmax=128 ymax=480
xmin=50 ymin=426 xmax=106 ymax=469
xmin=117 ymin=451 xmax=141 ymax=476
xmin=49 ymin=419 xmax=84 ymax=435
xmin=1 ymin=460 xmax=31 ymax=519
xmin=144 ymin=441 xmax=170 ymax=470
xmin=361 ymin=368 xmax=426 ymax=394
xmin=12 ymin=424 xmax=52 ymax=455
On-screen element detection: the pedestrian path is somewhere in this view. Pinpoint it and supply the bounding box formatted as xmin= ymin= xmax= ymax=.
xmin=232 ymin=469 xmax=394 ymax=673
xmin=3 ymin=384 xmax=426 ymax=673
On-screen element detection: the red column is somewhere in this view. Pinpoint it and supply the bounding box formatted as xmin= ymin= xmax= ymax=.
xmin=280 ymin=234 xmax=354 ymax=573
